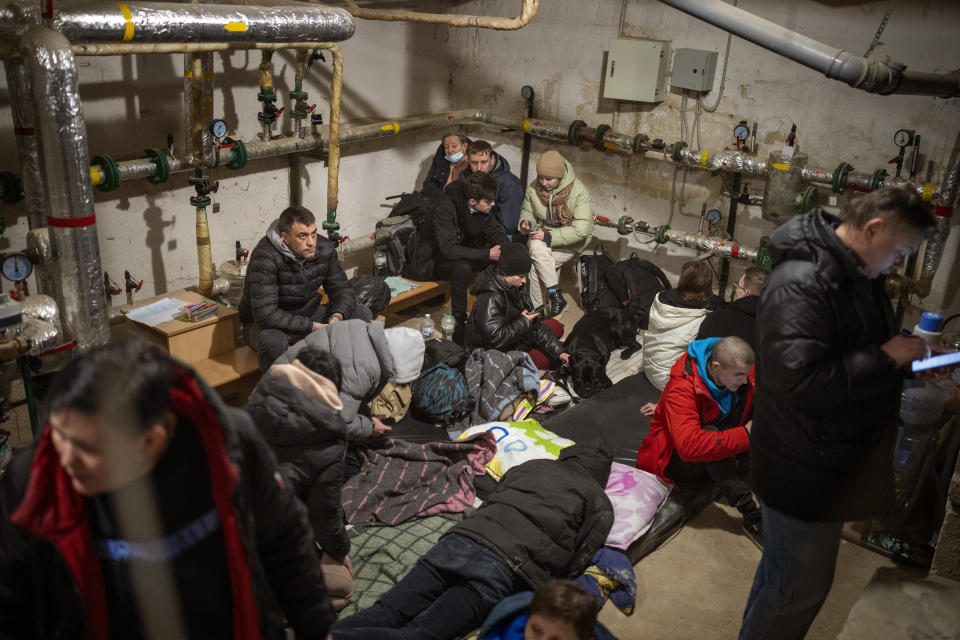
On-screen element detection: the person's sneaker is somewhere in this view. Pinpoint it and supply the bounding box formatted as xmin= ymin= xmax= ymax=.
xmin=742 ymin=516 xmax=763 ymax=550
xmin=545 ymin=288 xmax=568 ymax=318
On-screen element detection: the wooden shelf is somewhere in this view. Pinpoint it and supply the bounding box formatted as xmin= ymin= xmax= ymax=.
xmin=191 ymin=346 xmax=260 ymax=389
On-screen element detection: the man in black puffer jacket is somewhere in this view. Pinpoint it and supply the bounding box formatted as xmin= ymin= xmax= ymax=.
xmin=466 ymin=242 xmax=569 ymax=368
xmin=247 ymin=347 xmax=354 ymax=611
xmin=739 ymin=189 xmax=935 ymax=640
xmin=240 ymin=205 xmax=371 ymax=372
xmin=0 ymin=339 xmax=335 ymax=640
xmin=332 ymin=440 xmax=614 ymax=640
xmin=422 ymin=171 xmax=508 ymax=343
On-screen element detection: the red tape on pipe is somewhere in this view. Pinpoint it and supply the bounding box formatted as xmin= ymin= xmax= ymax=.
xmin=47 ymin=214 xmax=96 ymax=228
xmin=935 ymin=206 xmax=953 ymax=218
xmin=731 ymin=245 xmax=740 ymax=259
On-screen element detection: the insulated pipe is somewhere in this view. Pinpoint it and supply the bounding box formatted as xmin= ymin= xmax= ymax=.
xmin=3 ymin=59 xmax=44 ymax=231
xmin=914 ymin=131 xmax=960 ymax=296
xmin=662 ymin=229 xmax=759 ymax=264
xmin=183 ymin=53 xmax=214 ymax=166
xmin=325 ymin=44 xmax=343 ymax=216
xmin=342 ymin=0 xmax=539 ymax=31
xmin=50 ymin=2 xmax=355 ymax=44
xmin=189 ymin=54 xmax=206 ymax=167
xmin=657 ymin=0 xmax=960 ymax=98
xmin=20 ymin=26 xmax=109 ymax=351
xmin=196 ymin=205 xmax=214 ymax=297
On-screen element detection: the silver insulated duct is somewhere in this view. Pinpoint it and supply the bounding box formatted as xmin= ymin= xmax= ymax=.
xmin=920 ymin=131 xmax=960 ymax=286
xmin=20 ymin=26 xmax=109 ymax=351
xmin=51 ymin=2 xmax=355 ymax=43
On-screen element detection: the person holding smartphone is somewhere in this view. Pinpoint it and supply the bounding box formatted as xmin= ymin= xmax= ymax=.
xmin=465 ymin=242 xmax=570 ymax=370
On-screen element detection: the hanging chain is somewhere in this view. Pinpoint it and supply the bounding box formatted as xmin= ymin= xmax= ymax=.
xmin=863 ymin=7 xmax=893 ymax=58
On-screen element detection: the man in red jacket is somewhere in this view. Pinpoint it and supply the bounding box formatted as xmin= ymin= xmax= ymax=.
xmin=636 ymin=335 xmax=761 ymax=546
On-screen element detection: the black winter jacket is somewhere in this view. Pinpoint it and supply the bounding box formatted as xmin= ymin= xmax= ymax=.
xmin=239 ymin=219 xmax=356 ymax=334
xmin=424 ymin=180 xmax=508 ymax=265
xmin=751 ymin=209 xmax=901 ymax=522
xmin=0 ymin=361 xmax=335 ymax=640
xmin=421 ymin=139 xmax=471 ymax=197
xmin=696 ymin=295 xmax=760 ymax=351
xmin=465 ymin=267 xmax=565 ymax=363
xmin=463 ymin=153 xmax=525 ymax=237
xmin=451 ymin=440 xmax=614 ymax=589
xmin=247 ymin=372 xmax=350 ymax=561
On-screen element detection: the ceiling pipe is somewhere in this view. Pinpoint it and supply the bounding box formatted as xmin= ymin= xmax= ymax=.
xmin=657 ymin=0 xmax=960 ymax=98
xmin=341 ymin=0 xmax=539 ymax=30
xmin=20 ymin=26 xmax=110 ymax=351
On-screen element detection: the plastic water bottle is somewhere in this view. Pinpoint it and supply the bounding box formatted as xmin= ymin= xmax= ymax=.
xmin=913 ymin=312 xmax=943 ymax=349
xmin=420 ymin=313 xmax=435 ymax=340
xmin=440 ymin=311 xmax=456 ymax=340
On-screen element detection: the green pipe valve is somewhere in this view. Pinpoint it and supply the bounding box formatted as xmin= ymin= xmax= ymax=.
xmin=672 ymin=141 xmax=688 ymax=163
xmin=142 ymin=148 xmax=170 ymax=185
xmin=796 ymin=186 xmax=820 ymax=214
xmin=655 ymin=224 xmax=671 ymax=244
xmin=92 ymin=153 xmax=120 ymax=192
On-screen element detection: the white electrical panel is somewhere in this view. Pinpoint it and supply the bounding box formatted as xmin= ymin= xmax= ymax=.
xmin=604 ymin=38 xmax=671 ymax=103
xmin=672 ymin=48 xmax=719 ymax=92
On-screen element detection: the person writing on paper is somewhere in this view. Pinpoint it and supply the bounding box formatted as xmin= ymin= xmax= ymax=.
xmin=739 ymin=187 xmax=936 ymax=640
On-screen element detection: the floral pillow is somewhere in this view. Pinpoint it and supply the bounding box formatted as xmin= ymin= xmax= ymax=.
xmin=457 ymin=420 xmax=574 ymax=480
xmin=604 ymin=462 xmax=672 ymax=550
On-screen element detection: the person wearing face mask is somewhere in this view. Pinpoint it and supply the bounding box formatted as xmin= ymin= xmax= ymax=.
xmin=518 ymin=151 xmax=594 ymax=318
xmin=739 ymin=188 xmax=936 ymax=640
xmin=421 ymin=132 xmax=471 ymax=196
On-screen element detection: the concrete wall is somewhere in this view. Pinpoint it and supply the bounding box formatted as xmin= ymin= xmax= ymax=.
xmin=0 ymin=0 xmax=957 ymax=317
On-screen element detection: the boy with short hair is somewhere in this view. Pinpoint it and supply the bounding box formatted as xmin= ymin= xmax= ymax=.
xmin=480 ymin=579 xmax=617 ymax=640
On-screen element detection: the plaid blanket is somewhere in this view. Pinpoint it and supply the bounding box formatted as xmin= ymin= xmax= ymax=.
xmin=341 ymin=433 xmax=496 ymax=526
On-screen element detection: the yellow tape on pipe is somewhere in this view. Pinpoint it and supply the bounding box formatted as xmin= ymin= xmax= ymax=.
xmin=700 ymin=151 xmax=709 ymax=167
xmin=90 ymin=167 xmax=102 ymax=185
xmin=117 ymin=2 xmax=134 ymax=42
xmin=771 ymin=162 xmax=790 ymax=171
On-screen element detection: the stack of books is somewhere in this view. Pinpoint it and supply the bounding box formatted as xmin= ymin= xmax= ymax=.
xmin=178 ymin=300 xmax=219 ymax=323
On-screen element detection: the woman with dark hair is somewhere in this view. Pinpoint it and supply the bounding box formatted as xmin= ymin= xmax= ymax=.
xmin=642 ymin=260 xmax=717 ymax=390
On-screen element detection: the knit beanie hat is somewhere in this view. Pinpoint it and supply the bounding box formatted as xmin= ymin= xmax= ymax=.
xmin=536 ymin=150 xmax=567 ymax=179
xmin=384 ymin=327 xmax=424 ymax=383
xmin=497 ymin=242 xmax=532 ymax=276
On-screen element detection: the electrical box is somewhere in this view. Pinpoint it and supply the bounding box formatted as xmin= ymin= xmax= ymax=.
xmin=672 ymin=48 xmax=719 ymax=92
xmin=604 ymin=38 xmax=671 ymax=103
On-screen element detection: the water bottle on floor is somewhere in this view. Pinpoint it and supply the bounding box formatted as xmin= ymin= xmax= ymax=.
xmin=440 ymin=311 xmax=456 ymax=340
xmin=420 ymin=313 xmax=435 ymax=340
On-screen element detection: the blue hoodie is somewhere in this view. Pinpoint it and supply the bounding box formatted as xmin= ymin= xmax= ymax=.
xmin=687 ymin=337 xmax=733 ymax=418
xmin=480 ymin=592 xmax=618 ymax=640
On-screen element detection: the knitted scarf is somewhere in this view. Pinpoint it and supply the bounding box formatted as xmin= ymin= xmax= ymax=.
xmin=536 ymin=180 xmax=575 ymax=227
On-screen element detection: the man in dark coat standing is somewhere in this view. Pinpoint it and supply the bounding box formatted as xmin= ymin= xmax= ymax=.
xmin=738 ymin=188 xmax=936 ymax=640
xmin=0 ymin=340 xmax=336 ymax=640
xmin=331 ymin=440 xmax=614 ymax=640
xmin=240 ymin=205 xmax=371 ymax=372
xmin=696 ymin=267 xmax=769 ymax=351
xmin=464 ymin=140 xmax=525 ymax=239
xmin=423 ymin=171 xmax=508 ymax=343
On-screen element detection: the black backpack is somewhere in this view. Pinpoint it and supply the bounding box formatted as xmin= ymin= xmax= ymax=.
xmin=348 ymin=275 xmax=391 ymax=316
xmin=602 ymin=253 xmax=672 ymax=330
xmin=411 ymin=363 xmax=475 ymax=426
xmin=374 ymin=192 xmax=437 ymax=280
xmin=577 ymin=246 xmax=617 ymax=312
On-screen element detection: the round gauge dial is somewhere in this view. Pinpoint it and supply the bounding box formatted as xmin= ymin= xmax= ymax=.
xmin=893 ymin=129 xmax=912 ymax=148
xmin=520 ymin=85 xmax=535 ymax=101
xmin=210 ymin=119 xmax=228 ymax=139
xmin=2 ymin=253 xmax=33 ymax=282
xmin=733 ymin=124 xmax=750 ymax=141
xmin=706 ymin=209 xmax=722 ymax=225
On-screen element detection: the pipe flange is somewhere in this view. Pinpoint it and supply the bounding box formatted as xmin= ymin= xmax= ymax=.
xmin=871 ymin=168 xmax=888 ymax=190
xmin=655 ymin=224 xmax=671 ymax=244
xmin=632 ymin=133 xmax=650 ymax=153
xmin=832 ymin=162 xmax=852 ymax=194
xmin=257 ymin=88 xmax=277 ymax=103
xmin=190 ymin=194 xmax=212 ymax=208
xmin=672 ymin=141 xmax=688 ymax=163
xmin=616 ymin=215 xmax=634 ymax=235
xmin=224 ymin=137 xmax=248 ymax=171
xmin=322 ymin=209 xmax=340 ymax=232
xmin=92 ymin=154 xmax=120 ymax=192
xmin=568 ymin=120 xmax=587 ymax=146
xmin=289 ymin=89 xmax=308 ymax=101
xmin=593 ymin=124 xmax=612 ymax=151
xmin=797 ymin=186 xmax=820 ymax=213
xmin=142 ymin=148 xmax=170 ymax=185
xmin=0 ymin=172 xmax=24 ymax=205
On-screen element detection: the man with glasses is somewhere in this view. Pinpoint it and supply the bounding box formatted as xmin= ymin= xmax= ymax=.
xmin=241 ymin=205 xmax=371 ymax=371
xmin=697 ymin=267 xmax=769 ymax=352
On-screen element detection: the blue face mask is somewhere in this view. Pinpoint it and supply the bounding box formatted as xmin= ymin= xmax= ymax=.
xmin=445 ymin=151 xmax=464 ymax=164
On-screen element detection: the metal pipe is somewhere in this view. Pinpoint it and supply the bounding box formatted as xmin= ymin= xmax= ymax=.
xmin=25 ymin=228 xmax=59 ymax=305
xmin=196 ymin=205 xmax=214 ymax=297
xmin=915 ymin=131 xmax=960 ymax=296
xmin=342 ymin=0 xmax=539 ymax=31
xmin=337 ymin=234 xmax=375 ymax=259
xmin=663 ymin=229 xmax=759 ymax=264
xmin=657 ymin=0 xmax=960 ymax=98
xmin=50 ymin=2 xmax=355 ymax=44
xmin=325 ymin=44 xmax=343 ymax=216
xmin=21 ymin=26 xmax=109 ymax=351
xmin=183 ymin=53 xmax=214 ymax=166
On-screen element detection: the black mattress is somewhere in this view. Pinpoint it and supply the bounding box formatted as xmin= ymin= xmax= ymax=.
xmin=387 ymin=371 xmax=718 ymax=564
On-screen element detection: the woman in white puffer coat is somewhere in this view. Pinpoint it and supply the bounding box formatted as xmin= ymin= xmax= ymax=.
xmin=642 ymin=260 xmax=717 ymax=389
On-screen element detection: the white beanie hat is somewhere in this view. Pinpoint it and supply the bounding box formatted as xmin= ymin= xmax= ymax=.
xmin=384 ymin=327 xmax=424 ymax=384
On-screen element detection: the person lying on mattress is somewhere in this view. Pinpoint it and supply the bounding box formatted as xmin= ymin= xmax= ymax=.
xmin=635 ymin=336 xmax=762 ymax=548
xmin=330 ymin=440 xmax=615 ymax=640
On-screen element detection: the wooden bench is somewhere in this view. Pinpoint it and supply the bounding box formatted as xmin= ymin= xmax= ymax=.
xmin=385 ymin=279 xmax=451 ymax=313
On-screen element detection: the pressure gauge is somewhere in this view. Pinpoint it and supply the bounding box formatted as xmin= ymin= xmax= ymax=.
xmin=520 ymin=85 xmax=535 ymax=101
xmin=893 ymin=129 xmax=913 ymax=148
xmin=733 ymin=124 xmax=750 ymax=142
xmin=1 ymin=253 xmax=33 ymax=282
xmin=210 ymin=119 xmax=228 ymax=139
xmin=706 ymin=209 xmax=722 ymax=225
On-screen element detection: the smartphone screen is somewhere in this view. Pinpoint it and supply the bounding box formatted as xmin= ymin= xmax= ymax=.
xmin=911 ymin=350 xmax=960 ymax=373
